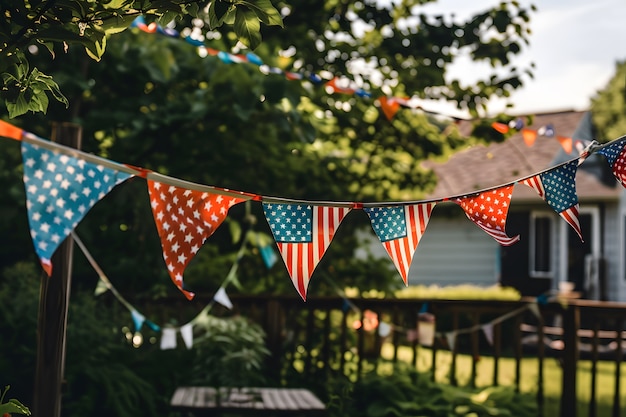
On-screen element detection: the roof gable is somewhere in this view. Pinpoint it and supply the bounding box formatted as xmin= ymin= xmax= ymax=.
xmin=424 ymin=110 xmax=622 ymax=202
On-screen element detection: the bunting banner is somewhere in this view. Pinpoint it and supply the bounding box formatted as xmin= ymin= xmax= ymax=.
xmin=160 ymin=328 xmax=177 ymax=350
xmin=455 ymin=186 xmax=520 ymax=246
xmin=521 ymin=128 xmax=537 ymax=147
xmin=21 ymin=141 xmax=132 ymax=275
xmin=522 ymin=160 xmax=583 ymax=241
xmin=3 ymin=119 xmax=626 ymax=301
xmin=262 ymin=202 xmax=351 ymax=300
xmin=148 ymin=180 xmax=248 ymax=300
xmin=129 ymin=16 xmax=465 ymax=124
xmin=0 ymin=119 xmax=23 ymax=140
xmin=364 ymin=203 xmax=436 ymax=284
xmin=596 ymin=136 xmax=626 ymax=187
xmin=180 ymin=323 xmax=193 ymax=349
xmin=213 ymin=286 xmax=233 ymax=310
xmin=482 ymin=323 xmax=494 ymax=345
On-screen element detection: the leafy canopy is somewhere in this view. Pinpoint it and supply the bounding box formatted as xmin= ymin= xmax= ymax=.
xmin=0 ymin=0 xmax=283 ymax=117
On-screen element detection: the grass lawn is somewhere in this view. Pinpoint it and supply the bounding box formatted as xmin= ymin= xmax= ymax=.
xmin=380 ymin=343 xmax=626 ymax=416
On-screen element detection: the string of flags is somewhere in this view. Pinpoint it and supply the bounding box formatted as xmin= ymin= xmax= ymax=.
xmin=129 ymin=16 xmax=466 ymax=123
xmin=2 ymin=119 xmax=626 ymax=302
xmin=73 ymin=225 xmax=253 ymax=350
xmin=492 ymin=118 xmax=585 ymax=155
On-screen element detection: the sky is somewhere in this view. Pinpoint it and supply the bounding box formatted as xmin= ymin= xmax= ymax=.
xmin=416 ymin=0 xmax=626 ymax=117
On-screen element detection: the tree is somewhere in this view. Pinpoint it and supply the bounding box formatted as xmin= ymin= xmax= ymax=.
xmin=0 ymin=1 xmax=536 ymax=298
xmin=591 ymin=60 xmax=626 ymax=142
xmin=0 ymin=0 xmax=283 ymax=117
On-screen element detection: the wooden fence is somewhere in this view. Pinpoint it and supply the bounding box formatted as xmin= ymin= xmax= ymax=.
xmin=144 ymin=295 xmax=626 ymax=417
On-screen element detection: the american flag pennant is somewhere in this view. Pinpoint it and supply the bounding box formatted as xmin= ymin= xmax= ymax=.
xmin=148 ymin=181 xmax=247 ymax=300
xmin=522 ymin=160 xmax=583 ymax=241
xmin=262 ymin=203 xmax=351 ymax=300
xmin=455 ymin=185 xmax=520 ymax=246
xmin=596 ymin=137 xmax=626 ymax=187
xmin=21 ymin=142 xmax=132 ymax=275
xmin=363 ymin=203 xmax=436 ymax=285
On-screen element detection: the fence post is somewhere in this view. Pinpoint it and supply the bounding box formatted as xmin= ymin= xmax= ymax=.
xmin=32 ymin=122 xmax=82 ymax=417
xmin=560 ymin=304 xmax=579 ymax=417
xmin=265 ymin=299 xmax=284 ymax=381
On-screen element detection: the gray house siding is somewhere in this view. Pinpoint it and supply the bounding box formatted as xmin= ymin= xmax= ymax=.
xmin=409 ymin=211 xmax=499 ymax=287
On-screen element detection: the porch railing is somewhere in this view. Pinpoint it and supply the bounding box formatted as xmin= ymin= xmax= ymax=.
xmin=143 ymin=295 xmax=626 ymax=417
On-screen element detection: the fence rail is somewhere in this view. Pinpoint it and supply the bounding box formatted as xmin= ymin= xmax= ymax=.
xmin=140 ymin=295 xmax=626 ymax=417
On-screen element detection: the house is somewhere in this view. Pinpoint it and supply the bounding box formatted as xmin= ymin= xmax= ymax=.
xmin=397 ymin=110 xmax=626 ymax=301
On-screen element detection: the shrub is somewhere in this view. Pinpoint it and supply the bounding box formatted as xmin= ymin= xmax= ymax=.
xmin=333 ymin=363 xmax=537 ymax=417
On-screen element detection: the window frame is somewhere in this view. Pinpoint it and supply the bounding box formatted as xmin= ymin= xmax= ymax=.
xmin=529 ymin=211 xmax=555 ymax=278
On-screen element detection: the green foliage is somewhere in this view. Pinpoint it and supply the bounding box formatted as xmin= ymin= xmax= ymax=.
xmin=0 ymin=0 xmax=283 ymax=116
xmin=190 ymin=315 xmax=270 ymax=388
xmin=395 ymin=284 xmax=521 ymax=300
xmin=335 ymin=363 xmax=537 ymax=417
xmin=591 ymin=60 xmax=626 ymax=142
xmin=0 ymin=386 xmax=31 ymax=416
xmin=0 ymin=261 xmax=163 ymax=417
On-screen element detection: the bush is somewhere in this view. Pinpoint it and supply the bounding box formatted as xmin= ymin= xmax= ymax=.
xmin=332 ymin=363 xmax=537 ymax=417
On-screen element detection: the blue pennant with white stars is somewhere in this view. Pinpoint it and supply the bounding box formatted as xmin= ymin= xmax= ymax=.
xmin=21 ymin=142 xmax=132 ymax=274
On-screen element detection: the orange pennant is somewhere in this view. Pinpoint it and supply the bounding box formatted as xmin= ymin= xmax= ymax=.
xmin=491 ymin=122 xmax=509 ymax=134
xmin=378 ymin=96 xmax=401 ymax=121
xmin=558 ymin=136 xmax=573 ymax=154
xmin=521 ymin=128 xmax=537 ymax=147
xmin=0 ymin=120 xmax=23 ymax=140
xmin=325 ymin=77 xmax=355 ymax=95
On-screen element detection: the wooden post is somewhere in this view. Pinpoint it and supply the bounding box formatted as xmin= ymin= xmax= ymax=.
xmin=560 ymin=305 xmax=579 ymax=417
xmin=32 ymin=123 xmax=82 ymax=417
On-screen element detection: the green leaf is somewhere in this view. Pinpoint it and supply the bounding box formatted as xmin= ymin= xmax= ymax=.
xmin=214 ymin=0 xmax=231 ymax=21
xmin=228 ymin=220 xmax=242 ymax=244
xmin=240 ymin=0 xmax=283 ymax=27
xmin=6 ymin=93 xmax=30 ymax=118
xmin=234 ymin=7 xmax=262 ymax=49
xmin=85 ymin=36 xmax=107 ymax=61
xmin=0 ymin=399 xmax=31 ymax=415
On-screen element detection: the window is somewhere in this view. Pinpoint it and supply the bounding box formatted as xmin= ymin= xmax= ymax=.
xmin=530 ymin=212 xmax=553 ymax=277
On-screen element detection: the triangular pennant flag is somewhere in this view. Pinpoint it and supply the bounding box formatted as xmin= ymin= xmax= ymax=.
xmin=455 ymin=186 xmax=520 ymax=246
xmin=262 ymin=203 xmax=351 ymax=300
xmin=325 ymin=77 xmax=356 ymax=95
xmin=145 ymin=320 xmax=161 ymax=332
xmin=522 ymin=160 xmax=583 ymax=241
xmin=510 ymin=117 xmax=525 ymax=130
xmin=378 ymin=321 xmax=392 ymax=337
xmin=0 ymin=120 xmax=23 ymax=140
xmin=180 ymin=323 xmax=193 ymax=349
xmin=21 ymin=142 xmax=132 ymax=275
xmin=482 ymin=323 xmax=494 ymax=345
xmin=521 ymin=128 xmax=537 ymax=147
xmin=148 ymin=181 xmax=247 ymax=300
xmin=213 ymin=287 xmax=233 ymax=310
xmin=160 ymin=328 xmax=177 ymax=350
xmin=131 ymin=309 xmax=146 ymax=332
xmin=378 ymin=96 xmax=402 ymax=121
xmin=537 ymin=124 xmax=555 ymax=137
xmin=558 ymin=136 xmax=573 ymax=154
xmin=491 ymin=122 xmax=509 ymax=134
xmin=260 ymin=244 xmax=278 ymax=269
xmin=528 ymin=302 xmax=542 ymax=319
xmin=94 ymin=278 xmax=109 ymax=296
xmin=596 ymin=137 xmax=626 ymax=187
xmin=446 ymin=332 xmax=456 ymax=351
xmin=364 ymin=203 xmax=436 ymax=284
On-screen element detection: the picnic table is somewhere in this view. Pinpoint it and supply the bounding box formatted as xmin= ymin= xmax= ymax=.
xmin=170 ymin=386 xmax=327 ymax=416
